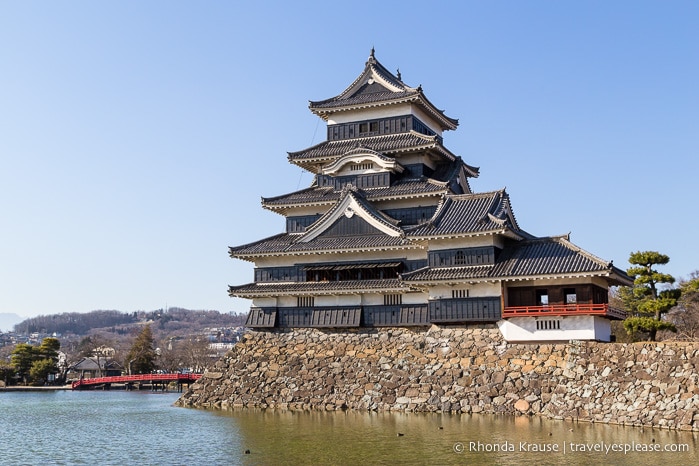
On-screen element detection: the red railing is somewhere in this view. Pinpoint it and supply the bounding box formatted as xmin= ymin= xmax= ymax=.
xmin=71 ymin=373 xmax=201 ymax=390
xmin=502 ymin=303 xmax=626 ymax=320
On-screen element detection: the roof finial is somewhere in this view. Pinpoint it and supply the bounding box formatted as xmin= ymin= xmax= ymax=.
xmin=370 ymin=46 xmax=375 ymax=58
xmin=396 ymin=68 xmax=401 ymax=80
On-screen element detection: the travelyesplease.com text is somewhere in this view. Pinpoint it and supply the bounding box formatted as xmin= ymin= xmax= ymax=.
xmin=454 ymin=440 xmax=690 ymax=455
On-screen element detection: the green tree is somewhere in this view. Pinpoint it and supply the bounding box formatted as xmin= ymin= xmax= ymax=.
xmin=9 ymin=338 xmax=62 ymax=385
xmin=29 ymin=358 xmax=56 ymax=386
xmin=0 ymin=359 xmax=15 ymax=386
xmin=39 ymin=337 xmax=60 ymax=360
xmin=125 ymin=325 xmax=157 ymax=374
xmin=622 ymin=251 xmax=679 ymax=341
xmin=11 ymin=343 xmax=37 ymax=384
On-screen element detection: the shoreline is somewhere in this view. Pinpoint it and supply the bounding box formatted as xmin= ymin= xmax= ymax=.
xmin=0 ymin=385 xmax=72 ymax=392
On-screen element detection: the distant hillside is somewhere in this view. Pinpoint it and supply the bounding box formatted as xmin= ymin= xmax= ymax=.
xmin=0 ymin=313 xmax=23 ymax=332
xmin=14 ymin=310 xmax=137 ymax=335
xmin=13 ymin=308 xmax=247 ymax=337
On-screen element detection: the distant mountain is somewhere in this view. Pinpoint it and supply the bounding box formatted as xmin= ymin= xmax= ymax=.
xmin=12 ymin=308 xmax=247 ymax=338
xmin=0 ymin=313 xmax=24 ymax=332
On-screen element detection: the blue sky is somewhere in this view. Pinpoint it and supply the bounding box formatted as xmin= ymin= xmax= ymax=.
xmin=1 ymin=1 xmax=697 ymax=318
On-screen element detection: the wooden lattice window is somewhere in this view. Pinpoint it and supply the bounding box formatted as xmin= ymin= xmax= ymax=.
xmin=384 ymin=294 xmax=402 ymax=305
xmin=297 ymin=296 xmax=314 ymax=307
xmin=536 ymin=319 xmax=561 ymax=330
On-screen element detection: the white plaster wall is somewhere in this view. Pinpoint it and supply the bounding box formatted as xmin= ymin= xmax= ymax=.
xmin=316 ymin=295 xmax=361 ymax=307
xmin=398 ymin=154 xmax=436 ymax=168
xmin=362 ymin=293 xmax=384 ymax=305
xmin=277 ymin=296 xmax=298 ymax=307
xmin=403 ymin=291 xmax=428 ymax=304
xmin=251 ymin=297 xmax=277 ymax=308
xmin=430 ymin=282 xmax=500 ymax=299
xmin=327 ymin=104 xmax=412 ymax=125
xmin=497 ymin=316 xmax=612 ymax=342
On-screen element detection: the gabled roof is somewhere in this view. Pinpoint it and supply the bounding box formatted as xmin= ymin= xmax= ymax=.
xmin=299 ymin=186 xmax=403 ymax=241
xmin=308 ymin=49 xmax=458 ymax=131
xmin=288 ymin=131 xmax=475 ymax=174
xmin=407 ymin=189 xmax=522 ymax=239
xmin=69 ymin=357 xmax=123 ymax=371
xmin=231 ymin=188 xmax=422 ymax=261
xmin=401 ymin=235 xmax=633 ymax=286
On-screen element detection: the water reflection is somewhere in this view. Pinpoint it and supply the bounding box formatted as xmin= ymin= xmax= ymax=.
xmin=209 ymin=408 xmax=697 ymax=465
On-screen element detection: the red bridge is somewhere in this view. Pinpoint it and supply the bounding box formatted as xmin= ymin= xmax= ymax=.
xmin=71 ymin=373 xmax=202 ymax=390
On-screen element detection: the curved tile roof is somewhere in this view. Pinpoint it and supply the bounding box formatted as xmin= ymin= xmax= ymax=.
xmin=401 ymin=236 xmax=632 ymax=286
xmin=407 ymin=190 xmax=521 ymax=238
xmin=401 ymin=265 xmax=494 ymax=282
xmin=229 ymin=278 xmax=407 ymax=297
xmin=261 ymin=179 xmax=449 ymax=210
xmin=491 ymin=235 xmax=628 ymax=280
xmin=288 ymin=131 xmax=455 ymax=163
xmin=229 ymin=232 xmax=419 ymax=260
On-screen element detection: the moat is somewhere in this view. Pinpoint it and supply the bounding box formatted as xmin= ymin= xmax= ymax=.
xmin=0 ymin=391 xmax=695 ymax=465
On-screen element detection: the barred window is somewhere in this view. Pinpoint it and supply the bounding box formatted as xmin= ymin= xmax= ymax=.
xmin=452 ymin=289 xmax=469 ymax=298
xmin=536 ymin=319 xmax=561 ymax=330
xmin=297 ymin=296 xmax=314 ymax=307
xmin=351 ymin=162 xmax=373 ymax=171
xmin=384 ymin=294 xmax=402 ymax=305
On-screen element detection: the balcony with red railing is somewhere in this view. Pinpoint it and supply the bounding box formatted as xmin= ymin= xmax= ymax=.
xmin=502 ymin=303 xmax=626 ymax=320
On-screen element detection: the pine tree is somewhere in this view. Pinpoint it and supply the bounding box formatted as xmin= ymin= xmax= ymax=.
xmin=622 ymin=251 xmax=679 ymax=341
xmin=125 ymin=325 xmax=157 ymax=374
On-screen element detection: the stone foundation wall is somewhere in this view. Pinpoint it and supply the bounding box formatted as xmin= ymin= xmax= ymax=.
xmin=176 ymin=325 xmax=699 ymax=431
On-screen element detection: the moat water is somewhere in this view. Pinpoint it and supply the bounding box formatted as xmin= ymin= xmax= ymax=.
xmin=0 ymin=390 xmax=696 ymax=465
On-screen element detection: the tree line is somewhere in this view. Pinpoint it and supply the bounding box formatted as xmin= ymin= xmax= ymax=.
xmin=0 ymin=324 xmax=218 ymax=386
xmin=12 ymin=307 xmax=247 ymax=337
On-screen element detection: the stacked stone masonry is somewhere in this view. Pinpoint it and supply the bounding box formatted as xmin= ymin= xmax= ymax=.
xmin=176 ymin=326 xmax=699 ymax=431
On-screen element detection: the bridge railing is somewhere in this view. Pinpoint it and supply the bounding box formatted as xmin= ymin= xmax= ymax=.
xmin=71 ymin=373 xmax=201 ymax=390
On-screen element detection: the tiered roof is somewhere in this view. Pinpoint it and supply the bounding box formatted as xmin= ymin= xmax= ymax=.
xmin=308 ymin=48 xmax=459 ymax=131
xmin=263 ymin=157 xmax=474 ymax=212
xmin=229 ymin=51 xmax=631 ymax=303
xmin=287 ymin=131 xmax=479 ymax=174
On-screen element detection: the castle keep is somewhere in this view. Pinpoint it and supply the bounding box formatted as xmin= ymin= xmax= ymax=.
xmin=229 ymin=50 xmax=631 ymax=342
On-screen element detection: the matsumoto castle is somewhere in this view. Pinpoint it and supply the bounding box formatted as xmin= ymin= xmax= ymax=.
xmin=229 ymin=50 xmax=632 ymax=342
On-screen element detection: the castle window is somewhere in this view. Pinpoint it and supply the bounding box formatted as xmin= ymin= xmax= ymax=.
xmin=351 ymin=162 xmax=373 ymax=171
xmin=536 ymin=289 xmax=549 ymax=306
xmin=455 ymin=250 xmax=466 ymax=265
xmin=564 ymin=288 xmax=577 ymax=304
xmin=298 ymin=296 xmax=314 ymax=307
xmin=384 ymin=294 xmax=402 ymax=305
xmin=536 ymin=319 xmax=561 ymax=330
xmin=452 ymin=289 xmax=469 ymax=298
xmin=369 ymin=121 xmax=379 ymax=132
xmin=359 ymin=122 xmax=368 ymax=134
